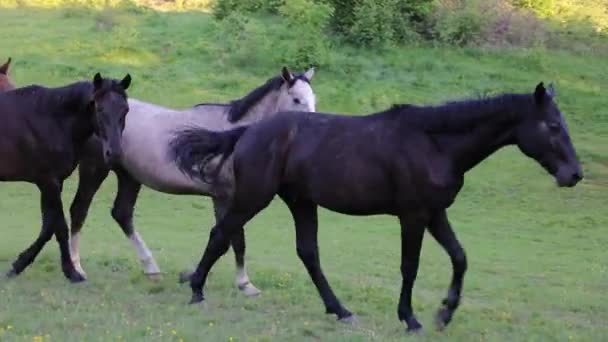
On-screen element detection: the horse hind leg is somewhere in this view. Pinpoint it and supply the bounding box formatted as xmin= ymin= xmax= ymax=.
xmin=111 ymin=167 xmax=161 ymax=280
xmin=213 ymin=198 xmax=261 ymax=297
xmin=69 ymin=159 xmax=110 ymax=279
xmin=427 ymin=210 xmax=467 ymax=330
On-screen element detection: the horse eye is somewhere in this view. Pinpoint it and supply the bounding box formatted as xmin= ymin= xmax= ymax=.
xmin=548 ymin=122 xmax=561 ymax=132
xmin=293 ymin=98 xmax=301 ymax=104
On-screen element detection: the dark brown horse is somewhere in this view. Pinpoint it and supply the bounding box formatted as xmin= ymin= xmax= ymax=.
xmin=0 ymin=57 xmax=15 ymax=91
xmin=170 ymin=83 xmax=582 ymax=332
xmin=1 ymin=73 xmax=131 ymax=282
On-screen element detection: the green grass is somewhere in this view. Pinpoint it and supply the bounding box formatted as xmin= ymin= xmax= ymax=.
xmin=1 ymin=5 xmax=607 ymax=341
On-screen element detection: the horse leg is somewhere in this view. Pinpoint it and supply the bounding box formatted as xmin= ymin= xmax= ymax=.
xmin=111 ymin=167 xmax=161 ymax=280
xmin=283 ymin=197 xmax=353 ymax=322
xmin=397 ymin=217 xmax=425 ymax=333
xmin=213 ymin=198 xmax=260 ymax=297
xmin=427 ymin=210 xmax=467 ymax=330
xmin=6 ymin=186 xmax=55 ymax=277
xmin=189 ymin=207 xmax=260 ymax=304
xmin=8 ymin=180 xmax=85 ymax=282
xmin=69 ymin=160 xmax=110 ymax=279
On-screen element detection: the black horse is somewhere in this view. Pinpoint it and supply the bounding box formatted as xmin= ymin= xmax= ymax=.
xmin=170 ymin=83 xmax=582 ymax=332
xmin=0 ymin=73 xmax=131 ymax=282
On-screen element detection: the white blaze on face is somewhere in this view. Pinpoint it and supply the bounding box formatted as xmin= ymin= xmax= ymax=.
xmin=277 ymin=67 xmax=316 ymax=113
xmin=290 ymin=79 xmax=316 ymax=112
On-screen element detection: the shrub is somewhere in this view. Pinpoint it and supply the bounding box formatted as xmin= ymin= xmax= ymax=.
xmin=327 ymin=0 xmax=433 ymax=37
xmin=213 ymin=0 xmax=284 ymax=19
xmin=433 ymin=0 xmax=485 ymax=46
xmin=344 ymin=0 xmax=427 ymax=46
xmin=433 ymin=0 xmax=548 ymax=47
xmin=276 ymin=0 xmax=334 ymax=67
xmin=512 ymin=0 xmax=555 ymax=17
xmin=347 ymin=0 xmax=396 ymax=46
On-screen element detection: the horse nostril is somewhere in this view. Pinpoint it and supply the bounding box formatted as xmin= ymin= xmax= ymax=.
xmin=573 ymin=172 xmax=583 ymax=181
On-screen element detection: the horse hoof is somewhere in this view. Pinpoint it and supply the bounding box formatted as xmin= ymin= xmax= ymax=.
xmin=178 ymin=271 xmax=193 ymax=284
xmin=146 ymin=273 xmax=163 ymax=282
xmin=68 ymin=271 xmax=87 ymax=284
xmin=434 ymin=306 xmax=452 ymax=330
xmin=404 ymin=319 xmax=423 ymax=334
xmin=5 ymin=268 xmax=17 ymax=278
xmin=338 ymin=314 xmax=359 ymax=326
xmin=406 ymin=326 xmax=423 ymax=334
xmin=189 ymin=292 xmax=205 ymax=305
xmin=238 ymin=283 xmax=261 ymax=297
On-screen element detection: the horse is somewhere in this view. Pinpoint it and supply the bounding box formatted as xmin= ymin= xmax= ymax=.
xmin=170 ymin=82 xmax=582 ymax=332
xmin=67 ymin=67 xmax=316 ymax=295
xmin=0 ymin=73 xmax=131 ymax=282
xmin=0 ymin=57 xmax=15 ymax=91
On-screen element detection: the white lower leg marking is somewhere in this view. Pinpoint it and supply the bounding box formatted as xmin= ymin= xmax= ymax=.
xmin=69 ymin=232 xmax=87 ymax=278
xmin=235 ymin=266 xmax=261 ymax=296
xmin=129 ymin=231 xmax=161 ymax=275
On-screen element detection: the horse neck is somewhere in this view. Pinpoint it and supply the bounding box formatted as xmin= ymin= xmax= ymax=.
xmin=236 ymin=89 xmax=280 ymax=125
xmin=57 ymin=89 xmax=96 ymax=143
xmin=439 ymin=115 xmax=519 ymax=174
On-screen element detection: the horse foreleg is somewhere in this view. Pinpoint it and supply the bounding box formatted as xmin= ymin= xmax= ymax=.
xmin=428 ymin=210 xmax=467 ymax=330
xmin=213 ymin=198 xmax=260 ymax=297
xmin=283 ymin=197 xmax=355 ymax=323
xmin=397 ymin=217 xmax=425 ymax=333
xmin=7 ymin=185 xmax=56 ymax=277
xmin=69 ymin=160 xmax=110 ymax=279
xmin=9 ymin=180 xmax=85 ymax=282
xmin=112 ymin=167 xmax=161 ymax=280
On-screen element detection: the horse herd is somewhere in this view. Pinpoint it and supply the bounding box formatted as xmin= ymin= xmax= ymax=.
xmin=0 ymin=57 xmax=583 ymax=333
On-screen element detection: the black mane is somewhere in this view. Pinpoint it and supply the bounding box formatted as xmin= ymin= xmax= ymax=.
xmin=385 ymin=93 xmax=533 ymax=133
xmin=10 ymin=79 xmax=126 ymax=113
xmin=194 ymin=73 xmax=310 ymax=123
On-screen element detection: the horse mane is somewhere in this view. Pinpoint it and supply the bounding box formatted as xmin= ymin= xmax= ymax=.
xmin=10 ymin=79 xmax=126 ymax=113
xmin=227 ymin=76 xmax=286 ymax=123
xmin=192 ymin=73 xmax=311 ymax=123
xmin=385 ymin=93 xmax=532 ymax=133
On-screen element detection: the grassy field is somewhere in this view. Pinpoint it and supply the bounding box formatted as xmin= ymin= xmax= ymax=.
xmin=0 ymin=5 xmax=607 ymax=341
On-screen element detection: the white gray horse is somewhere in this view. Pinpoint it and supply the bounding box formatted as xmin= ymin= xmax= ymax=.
xmin=68 ymin=67 xmax=316 ymax=296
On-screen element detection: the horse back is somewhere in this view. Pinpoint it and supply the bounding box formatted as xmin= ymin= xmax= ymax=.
xmin=235 ymin=112 xmax=461 ymax=214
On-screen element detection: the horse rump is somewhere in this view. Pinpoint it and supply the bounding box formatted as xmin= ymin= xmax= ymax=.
xmin=170 ymin=125 xmax=249 ymax=182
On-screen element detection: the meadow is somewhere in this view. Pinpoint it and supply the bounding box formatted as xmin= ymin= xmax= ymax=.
xmin=0 ymin=3 xmax=607 ymax=341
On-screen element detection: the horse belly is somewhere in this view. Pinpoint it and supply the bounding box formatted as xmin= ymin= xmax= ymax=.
xmin=127 ymin=159 xmax=211 ymax=194
xmin=119 ymin=119 xmax=210 ymax=195
xmin=307 ymin=170 xmax=396 ymax=215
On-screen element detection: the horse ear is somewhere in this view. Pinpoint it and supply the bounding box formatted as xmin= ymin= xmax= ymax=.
xmin=93 ymin=72 xmax=103 ymax=90
xmin=547 ymin=83 xmax=556 ymax=98
xmin=281 ymin=67 xmax=294 ymax=83
xmin=0 ymin=57 xmax=11 ymax=75
xmin=120 ymin=74 xmax=131 ymax=90
xmin=304 ymin=66 xmax=315 ymax=81
xmin=534 ymin=82 xmax=547 ymax=104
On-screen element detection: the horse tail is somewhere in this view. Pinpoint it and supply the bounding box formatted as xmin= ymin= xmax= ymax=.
xmin=170 ymin=125 xmax=249 ymax=183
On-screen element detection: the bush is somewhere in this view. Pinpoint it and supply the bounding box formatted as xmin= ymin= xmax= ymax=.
xmin=344 ymin=0 xmax=428 ymax=46
xmin=327 ymin=0 xmax=432 ymax=45
xmin=512 ymin=0 xmax=555 ymax=17
xmin=213 ymin=0 xmax=283 ymax=19
xmin=347 ymin=0 xmax=396 ymax=46
xmin=433 ymin=0 xmax=548 ymax=47
xmin=276 ymin=0 xmax=334 ymax=67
